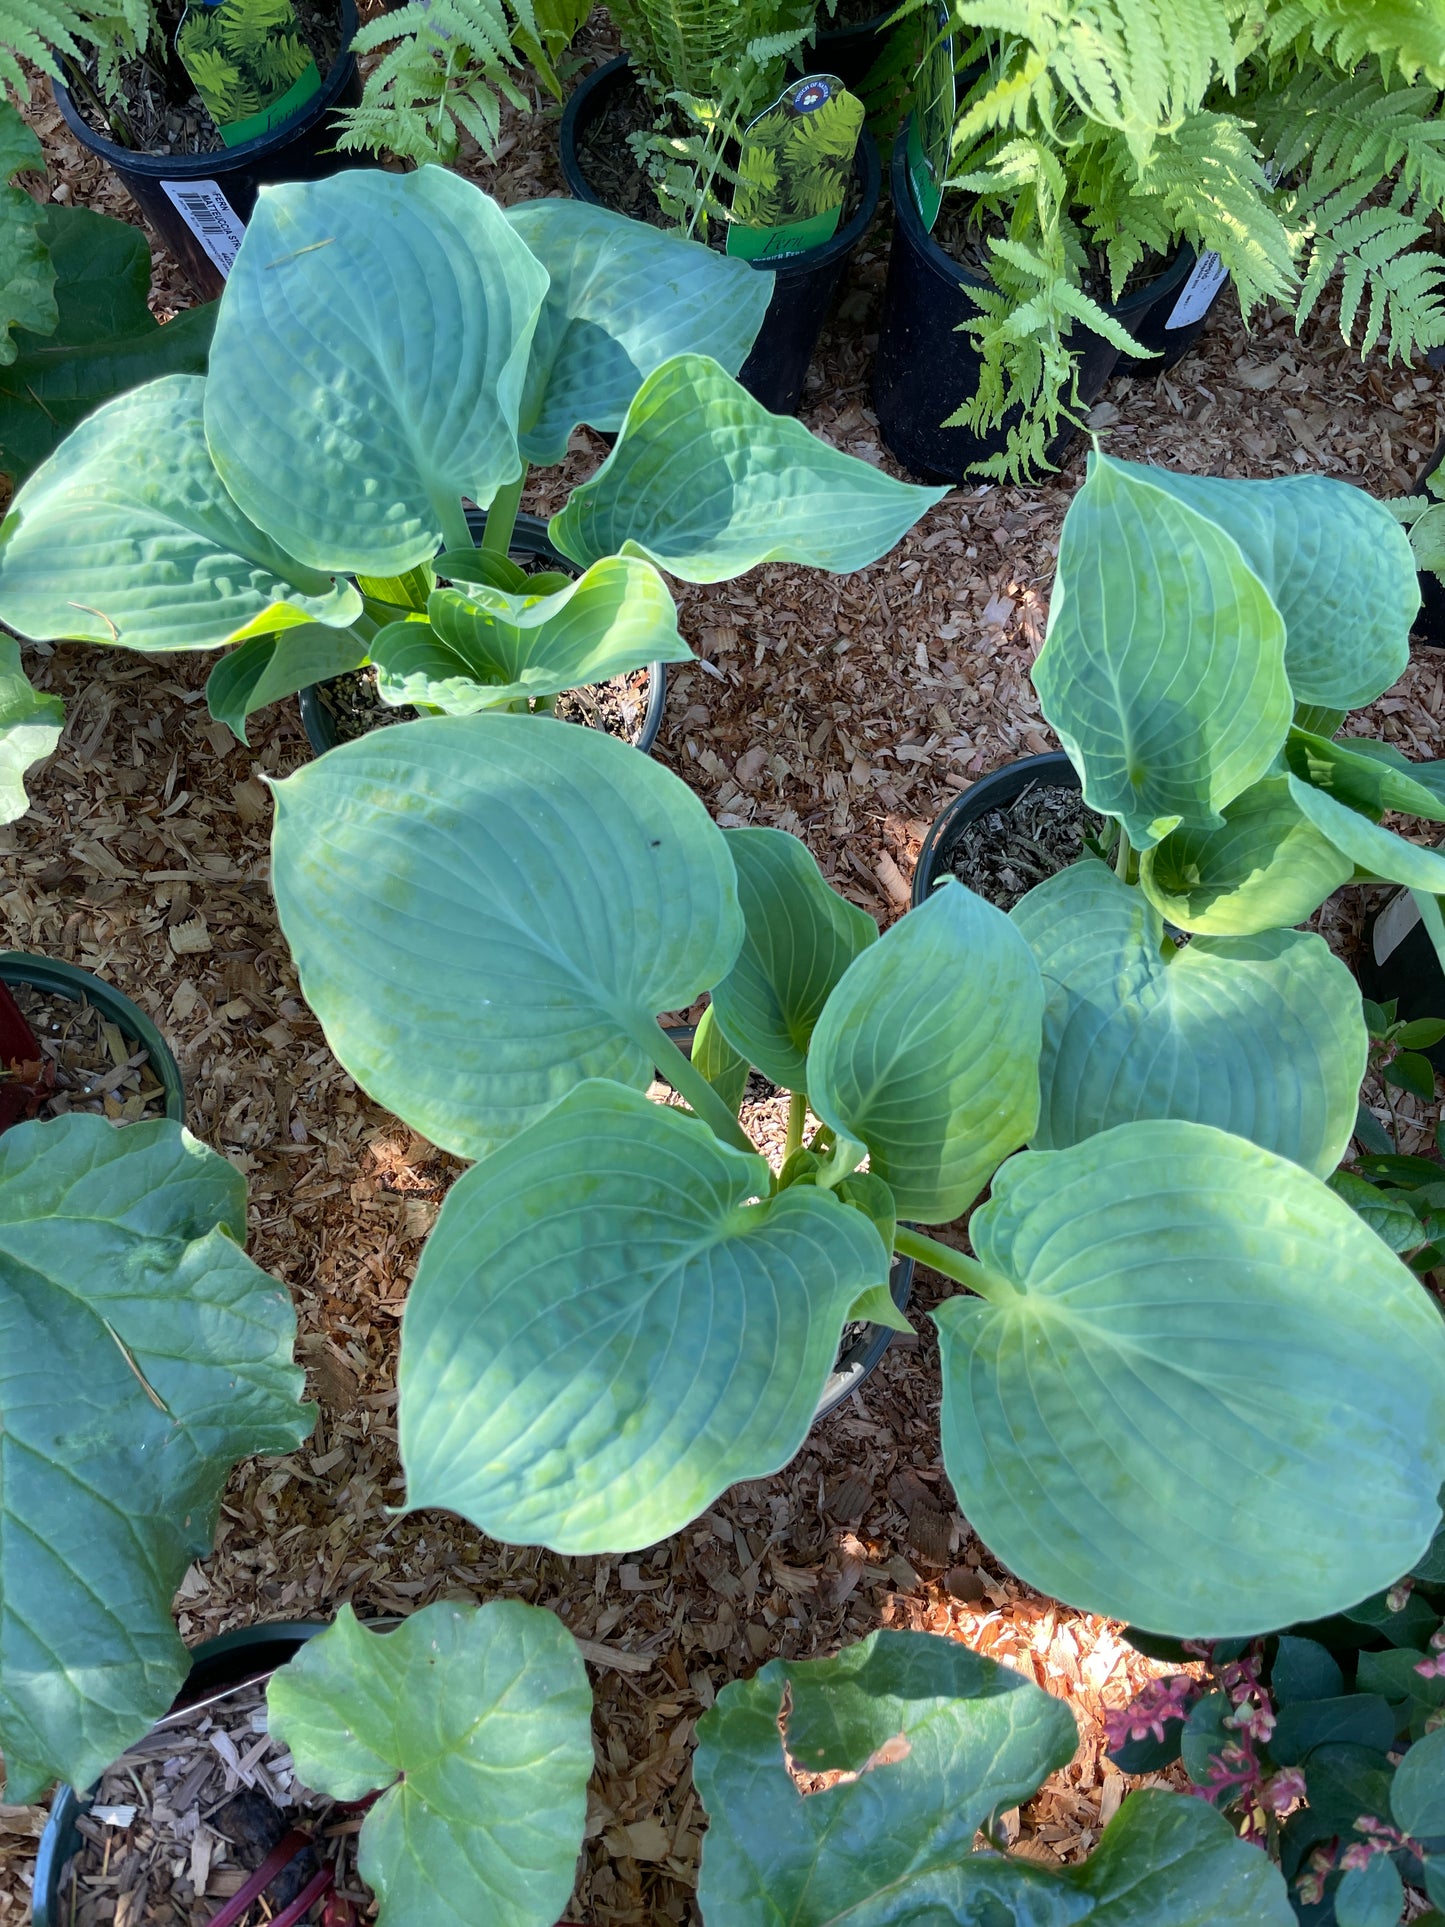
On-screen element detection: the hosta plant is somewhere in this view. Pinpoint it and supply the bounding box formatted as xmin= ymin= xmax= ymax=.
xmin=264 ymin=705 xmax=1445 ymax=1639
xmin=694 ymin=1627 xmax=1295 ymax=1923
xmin=0 ymin=1113 xmax=311 ymax=1800
xmin=0 ymin=164 xmax=940 ymax=762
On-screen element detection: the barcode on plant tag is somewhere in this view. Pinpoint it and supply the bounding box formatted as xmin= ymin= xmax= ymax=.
xmin=159 ymin=179 xmax=248 ymax=278
xmin=1164 ymin=249 xmax=1230 ymax=330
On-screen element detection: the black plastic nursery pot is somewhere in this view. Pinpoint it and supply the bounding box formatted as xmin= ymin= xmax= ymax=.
xmin=1114 ymin=242 xmax=1231 ymax=377
xmin=810 ymin=5 xmax=900 ymax=95
xmin=873 ymin=121 xmax=1193 ymax=482
xmin=559 ymin=55 xmax=882 ymax=418
xmin=1413 ymin=434 xmax=1445 ymax=649
xmin=298 ymin=509 xmax=669 ymax=757
xmin=54 ymin=0 xmax=363 ymax=305
xmin=1358 ymin=888 xmax=1445 ymax=1074
xmin=910 ymin=751 xmax=1081 ymax=906
xmin=0 ymin=950 xmax=185 ymax=1122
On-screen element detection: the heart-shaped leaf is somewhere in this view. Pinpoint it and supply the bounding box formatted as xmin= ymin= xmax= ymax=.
xmin=369 ymin=557 xmax=690 ymax=714
xmin=1287 ymin=728 xmax=1445 ymax=824
xmin=1011 ymin=860 xmax=1365 ymax=1175
xmin=807 ymin=883 xmax=1043 ymax=1221
xmin=0 ymin=633 xmax=61 ymax=823
xmin=1065 ymin=1790 xmax=1295 ymax=1925
xmin=935 ymin=1119 xmax=1445 ymax=1635
xmin=505 ymin=198 xmax=772 ymax=466
xmin=0 ymin=1115 xmax=310 ymax=1802
xmin=266 ymin=1600 xmax=592 ymax=1927
xmin=708 ymin=827 xmax=877 ymax=1092
xmin=1392 ymin=1725 xmax=1445 ymax=1838
xmin=1335 ymin=1853 xmax=1405 ymax=1927
xmin=1139 ymin=775 xmax=1354 ymax=935
xmin=1033 ymin=453 xmax=1291 ymax=849
xmin=205 ymin=170 xmax=549 ymax=575
xmin=1124 ymin=462 xmax=1416 ymax=710
xmin=0 ymin=375 xmax=361 ymax=650
xmin=399 ymin=1080 xmax=887 ymax=1551
xmin=1287 ymin=774 xmax=1445 ymax=891
xmin=206 ymin=623 xmax=371 ymax=743
xmin=270 ymin=714 xmax=742 ymax=1159
xmin=549 ymin=354 xmax=946 ymax=581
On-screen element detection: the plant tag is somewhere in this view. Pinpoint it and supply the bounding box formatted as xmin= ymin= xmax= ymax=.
xmin=906 ymin=2 xmax=953 ymax=232
xmin=159 ymin=177 xmax=248 ymax=276
xmin=1165 ymin=250 xmax=1230 ymax=330
xmin=175 ymin=0 xmax=322 ymax=149
xmin=726 ymin=75 xmax=864 ymax=264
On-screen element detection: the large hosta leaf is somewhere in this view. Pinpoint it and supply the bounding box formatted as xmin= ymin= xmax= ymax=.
xmin=0 ymin=376 xmax=360 ymax=650
xmin=1033 ymin=453 xmax=1291 ymax=849
xmin=708 ymin=827 xmax=877 ymax=1092
xmin=1125 ymin=462 xmax=1416 ymax=709
xmin=0 ymin=633 xmax=62 ymax=823
xmin=0 ymin=1116 xmax=310 ymax=1802
xmin=267 ymin=1601 xmax=591 ymax=1927
xmin=807 ymin=883 xmax=1043 ymax=1221
xmin=399 ymin=1080 xmax=887 ymax=1552
xmin=549 ymin=354 xmax=946 ymax=581
xmin=369 ymin=557 xmax=690 ymax=715
xmin=1286 ymin=728 xmax=1445 ymax=824
xmin=1287 ymin=774 xmax=1445 ymax=892
xmin=935 ymin=1119 xmax=1445 ymax=1635
xmin=206 ymin=623 xmax=371 ymax=743
xmin=270 ymin=714 xmax=742 ymax=1159
xmin=1139 ymin=775 xmax=1354 ymax=935
xmin=505 ymin=199 xmax=772 ymax=467
xmin=205 ymin=170 xmax=549 ymax=576
xmin=0 ymin=103 xmax=55 ymax=367
xmin=1011 ymin=860 xmax=1365 ymax=1175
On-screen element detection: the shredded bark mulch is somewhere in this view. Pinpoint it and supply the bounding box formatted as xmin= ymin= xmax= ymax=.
xmin=5 ymin=978 xmax=169 ymax=1122
xmin=312 ymin=661 xmax=654 ymax=746
xmin=941 ymin=778 xmax=1105 ymax=911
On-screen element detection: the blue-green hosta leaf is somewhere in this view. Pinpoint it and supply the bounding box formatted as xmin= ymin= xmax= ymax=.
xmin=0 ymin=1115 xmax=310 ymax=1803
xmin=1121 ymin=462 xmax=1416 ymax=709
xmin=807 ymin=883 xmax=1043 ymax=1221
xmin=270 ymin=714 xmax=742 ymax=1159
xmin=935 ymin=1119 xmax=1445 ymax=1636
xmin=1287 ymin=774 xmax=1445 ymax=892
xmin=693 ymin=1628 xmax=1079 ymax=1925
xmin=1392 ymin=1725 xmax=1445 ymax=1838
xmin=0 ymin=633 xmax=61 ymax=823
xmin=205 ymin=170 xmax=549 ymax=576
xmin=206 ymin=623 xmax=372 ymax=744
xmin=708 ymin=827 xmax=877 ymax=1092
xmin=369 ymin=557 xmax=690 ymax=715
xmin=1139 ymin=775 xmax=1354 ymax=935
xmin=1287 ymin=728 xmax=1445 ymax=824
xmin=1033 ymin=454 xmax=1291 ymax=849
xmin=266 ymin=1601 xmax=591 ymax=1927
xmin=0 ymin=376 xmax=361 ymax=650
xmin=1011 ymin=860 xmax=1365 ymax=1175
xmin=505 ymin=198 xmax=772 ymax=467
xmin=0 ymin=103 xmax=55 ymax=368
xmin=693 ymin=1003 xmax=749 ymax=1116
xmin=549 ymin=354 xmax=946 ymax=581
xmin=399 ymin=1080 xmax=887 ymax=1552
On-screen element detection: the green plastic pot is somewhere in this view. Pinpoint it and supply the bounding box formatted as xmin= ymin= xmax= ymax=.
xmin=0 ymin=952 xmax=185 ymax=1123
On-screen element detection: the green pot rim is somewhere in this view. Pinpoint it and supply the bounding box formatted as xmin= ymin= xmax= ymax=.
xmin=0 ymin=951 xmax=185 ymax=1124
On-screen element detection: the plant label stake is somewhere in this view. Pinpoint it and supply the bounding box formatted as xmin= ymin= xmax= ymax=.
xmin=726 ymin=75 xmax=863 ymax=264
xmin=905 ymin=3 xmax=952 ymax=232
xmin=175 ymin=0 xmax=322 ymax=148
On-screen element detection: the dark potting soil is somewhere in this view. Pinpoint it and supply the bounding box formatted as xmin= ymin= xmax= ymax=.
xmin=314 ymin=662 xmax=655 ymax=746
xmin=945 ymin=780 xmax=1105 ymax=912
xmin=929 ymin=199 xmax=1168 ymax=307
xmin=69 ymin=0 xmax=341 ymax=155
xmin=819 ymin=0 xmax=889 ymax=32
xmin=7 ymin=980 xmax=168 ymax=1123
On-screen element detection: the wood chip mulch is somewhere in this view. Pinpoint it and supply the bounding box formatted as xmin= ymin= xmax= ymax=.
xmin=4 ymin=25 xmax=1445 ymax=1922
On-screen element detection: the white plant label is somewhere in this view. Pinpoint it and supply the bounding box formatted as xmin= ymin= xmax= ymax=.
xmin=1164 ymin=250 xmax=1229 ymax=330
xmin=159 ymin=179 xmax=247 ymax=278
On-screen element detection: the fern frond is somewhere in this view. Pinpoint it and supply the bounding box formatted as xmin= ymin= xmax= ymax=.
xmin=1295 ymin=205 xmax=1445 ymax=359
xmin=1248 ymin=0 xmax=1445 ymax=87
xmin=0 ymin=0 xmax=138 ymax=95
xmin=336 ymin=0 xmax=532 ymax=162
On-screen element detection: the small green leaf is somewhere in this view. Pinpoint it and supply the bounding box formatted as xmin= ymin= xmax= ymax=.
xmin=1271 ymin=1637 xmax=1344 ymax=1705
xmin=1392 ymin=1724 xmax=1445 ymax=1837
xmin=1288 ymin=775 xmax=1445 ymax=893
xmin=0 ymin=632 xmax=61 ymax=823
xmin=709 ymin=827 xmax=876 ymax=1093
xmin=1386 ymin=1050 xmax=1438 ymax=1101
xmin=550 ymin=354 xmax=945 ymax=582
xmin=692 ymin=1004 xmax=748 ymax=1117
xmin=1180 ymin=1692 xmax=1232 ymax=1788
xmin=1396 ymin=1019 xmax=1445 ymax=1048
xmin=266 ymin=1600 xmax=592 ymax=1927
xmin=1356 ymin=1104 xmax=1396 ymax=1155
xmin=206 ymin=624 xmax=371 ymax=744
xmin=356 ymin=562 xmax=436 ymax=613
xmin=1334 ymin=1852 xmax=1403 ymax=1927
xmin=807 ymin=882 xmax=1043 ymax=1222
xmin=1270 ymin=1695 xmax=1396 ymax=1765
xmin=1328 ymin=1172 xmax=1423 ymax=1252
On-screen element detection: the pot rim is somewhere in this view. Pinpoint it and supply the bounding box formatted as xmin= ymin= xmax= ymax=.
xmin=0 ymin=950 xmax=186 ymax=1123
xmin=911 ymin=750 xmax=1082 ymax=907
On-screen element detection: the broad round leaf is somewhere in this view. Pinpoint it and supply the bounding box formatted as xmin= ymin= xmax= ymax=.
xmin=1011 ymin=859 xmax=1366 ymax=1175
xmin=1392 ymin=1725 xmax=1445 ymax=1838
xmin=370 ymin=557 xmax=691 ymax=714
xmin=1139 ymin=775 xmax=1353 ymax=935
xmin=1287 ymin=774 xmax=1445 ymax=892
xmin=807 ymin=882 xmax=1043 ymax=1222
xmin=1126 ymin=462 xmax=1416 ymax=709
xmin=505 ymin=198 xmax=773 ymax=466
xmin=399 ymin=1080 xmax=888 ymax=1552
xmin=270 ymin=713 xmax=743 ymax=1159
xmin=0 ymin=633 xmax=61 ymax=823
xmin=266 ymin=1601 xmax=592 ymax=1927
xmin=1335 ymin=1854 xmax=1404 ymax=1927
xmin=206 ymin=623 xmax=371 ymax=744
xmin=0 ymin=1116 xmax=310 ymax=1802
xmin=549 ymin=354 xmax=946 ymax=581
xmin=205 ymin=170 xmax=549 ymax=575
xmin=693 ymin=1628 xmax=1078 ymax=1925
xmin=1067 ymin=1790 xmax=1294 ymax=1926
xmin=1033 ymin=453 xmax=1291 ymax=849
xmin=709 ymin=826 xmax=877 ymax=1092
xmin=0 ymin=375 xmax=360 ymax=650
xmin=935 ymin=1120 xmax=1445 ymax=1635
